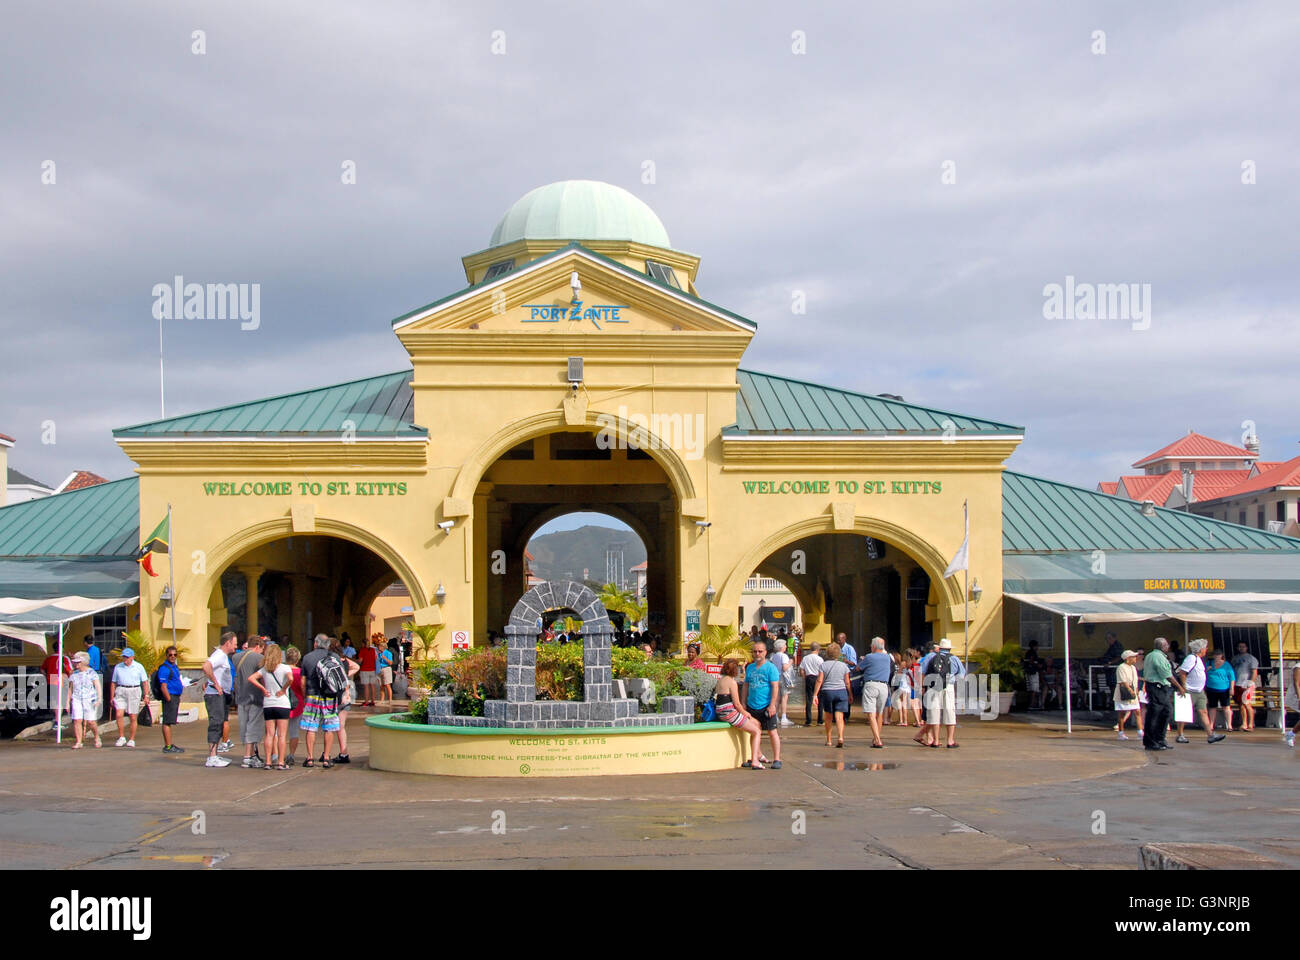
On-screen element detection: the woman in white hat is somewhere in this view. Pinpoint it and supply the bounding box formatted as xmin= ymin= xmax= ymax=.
xmin=68 ymin=651 xmax=103 ymax=748
xmin=1113 ymin=650 xmax=1141 ymax=741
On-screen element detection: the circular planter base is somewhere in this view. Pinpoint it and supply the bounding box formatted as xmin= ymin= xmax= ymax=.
xmin=366 ymin=714 xmax=749 ymax=777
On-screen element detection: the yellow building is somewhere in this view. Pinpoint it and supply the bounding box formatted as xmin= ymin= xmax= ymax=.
xmin=5 ymin=180 xmax=1300 ymax=679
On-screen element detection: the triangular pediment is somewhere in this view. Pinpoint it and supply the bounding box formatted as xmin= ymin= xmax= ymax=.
xmin=392 ymin=245 xmax=756 ymax=337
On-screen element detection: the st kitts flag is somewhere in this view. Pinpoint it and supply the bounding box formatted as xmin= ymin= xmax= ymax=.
xmin=137 ymin=515 xmax=169 ymax=578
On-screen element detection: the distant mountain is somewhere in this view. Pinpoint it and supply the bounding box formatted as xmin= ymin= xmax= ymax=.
xmin=527 ymin=524 xmax=647 ymax=586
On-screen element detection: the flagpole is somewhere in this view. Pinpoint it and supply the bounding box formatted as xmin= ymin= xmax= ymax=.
xmin=56 ymin=622 xmax=64 ymax=744
xmin=963 ymin=500 xmax=970 ymax=667
xmin=159 ymin=313 xmax=165 ymax=418
xmin=167 ymin=503 xmax=177 ymax=653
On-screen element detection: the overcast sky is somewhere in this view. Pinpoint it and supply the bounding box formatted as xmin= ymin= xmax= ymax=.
xmin=3 ymin=0 xmax=1297 ymax=495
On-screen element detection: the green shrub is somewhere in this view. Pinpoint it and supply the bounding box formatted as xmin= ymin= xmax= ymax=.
xmin=408 ymin=695 xmax=429 ymax=723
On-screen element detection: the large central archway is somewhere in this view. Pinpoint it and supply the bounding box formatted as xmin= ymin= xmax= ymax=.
xmin=470 ymin=422 xmax=690 ymax=644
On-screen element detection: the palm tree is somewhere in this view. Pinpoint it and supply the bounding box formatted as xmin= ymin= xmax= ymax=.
xmin=699 ymin=623 xmax=747 ymax=664
xmin=402 ymin=622 xmax=444 ymax=661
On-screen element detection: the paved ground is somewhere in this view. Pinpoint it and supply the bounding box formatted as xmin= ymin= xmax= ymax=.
xmin=3 ymin=704 xmax=1298 ymax=870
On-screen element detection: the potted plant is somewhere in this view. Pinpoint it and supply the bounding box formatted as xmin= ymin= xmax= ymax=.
xmin=974 ymin=643 xmax=1025 ymax=715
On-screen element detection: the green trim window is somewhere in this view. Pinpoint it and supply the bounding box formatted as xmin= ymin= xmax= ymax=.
xmin=483 ymin=258 xmax=516 ymax=281
xmin=92 ymin=607 xmax=127 ymax=651
xmin=644 ymin=260 xmax=680 ymax=289
xmin=1018 ymin=602 xmax=1053 ymax=651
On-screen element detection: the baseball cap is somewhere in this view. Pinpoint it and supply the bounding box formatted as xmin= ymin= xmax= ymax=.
xmin=122 ymin=647 xmax=135 ymax=658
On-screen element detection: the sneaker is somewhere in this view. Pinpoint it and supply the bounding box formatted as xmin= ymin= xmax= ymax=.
xmin=1118 ymin=733 xmax=1129 ymax=740
xmin=217 ymin=740 xmax=232 ymax=753
xmin=1207 ymin=734 xmax=1226 ymax=744
xmin=206 ymin=756 xmax=231 ymax=768
xmin=114 ymin=737 xmax=127 ymax=747
xmin=779 ymin=717 xmax=794 ymax=727
xmin=126 ymin=739 xmax=135 ymax=748
xmin=333 ymin=754 xmax=351 ymax=764
xmin=771 ymin=760 xmax=783 ymax=769
xmin=1285 ymin=732 xmax=1295 ymax=748
xmin=167 ymin=744 xmax=186 ymax=753
xmin=285 ymin=756 xmax=295 ymax=766
xmin=1175 ymin=735 xmax=1190 ymax=744
xmin=242 ymin=757 xmax=265 ymax=769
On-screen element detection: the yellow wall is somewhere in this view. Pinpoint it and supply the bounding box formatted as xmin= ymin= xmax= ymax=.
xmin=118 ymin=249 xmax=1017 ymax=666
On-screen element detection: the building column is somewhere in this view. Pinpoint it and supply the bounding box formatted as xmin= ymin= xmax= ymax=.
xmin=851 ymin=572 xmax=866 ymax=649
xmin=896 ymin=564 xmax=912 ymax=651
xmin=288 ymin=574 xmax=311 ymax=651
xmin=236 ymin=565 xmax=265 ymax=637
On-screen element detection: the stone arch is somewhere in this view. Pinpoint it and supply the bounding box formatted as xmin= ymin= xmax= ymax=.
xmin=715 ymin=515 xmax=963 ymax=632
xmin=448 ymin=409 xmax=698 ymax=507
xmin=503 ymin=580 xmax=612 ymax=704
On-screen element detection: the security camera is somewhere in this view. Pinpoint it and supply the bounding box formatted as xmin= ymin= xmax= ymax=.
xmin=695 ymin=520 xmax=711 ymax=529
xmin=437 ymin=520 xmax=455 ymax=531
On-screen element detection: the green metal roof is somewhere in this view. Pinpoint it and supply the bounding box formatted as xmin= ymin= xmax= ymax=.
xmin=0 ymin=476 xmax=140 ymax=559
xmin=392 ymin=243 xmax=757 ymax=331
xmin=1002 ymin=471 xmax=1300 ymax=553
xmin=729 ymin=370 xmax=1024 ymax=436
xmin=113 ymin=370 xmax=423 ymax=439
xmin=489 ymin=180 xmax=672 ymax=249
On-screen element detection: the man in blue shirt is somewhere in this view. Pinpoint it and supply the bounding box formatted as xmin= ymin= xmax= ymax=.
xmin=837 ymin=632 xmax=858 ymax=666
xmin=82 ymin=635 xmax=102 ymax=672
xmin=740 ymin=638 xmax=783 ymax=769
xmin=859 ymin=637 xmax=893 ymax=748
xmin=156 ymin=645 xmax=187 ymax=754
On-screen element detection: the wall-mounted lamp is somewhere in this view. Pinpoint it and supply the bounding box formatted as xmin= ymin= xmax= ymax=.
xmin=969 ymin=578 xmax=982 ymax=604
xmin=159 ymin=583 xmax=174 ymax=606
xmin=705 ymin=582 xmax=716 ymax=604
xmin=435 ymin=583 xmax=446 ymax=605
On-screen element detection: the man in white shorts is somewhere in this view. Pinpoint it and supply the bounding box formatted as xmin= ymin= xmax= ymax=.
xmin=109 ymin=647 xmax=150 ymax=747
xmin=922 ymin=638 xmax=964 ymax=748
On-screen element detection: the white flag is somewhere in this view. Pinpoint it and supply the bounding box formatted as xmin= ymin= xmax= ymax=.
xmin=944 ymin=502 xmax=969 ymax=578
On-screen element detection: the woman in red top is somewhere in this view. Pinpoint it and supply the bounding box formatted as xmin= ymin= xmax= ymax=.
xmin=283 ymin=645 xmax=306 ymax=766
xmin=358 ymin=641 xmax=378 ymax=706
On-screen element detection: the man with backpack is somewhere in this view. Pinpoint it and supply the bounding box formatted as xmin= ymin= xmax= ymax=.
xmin=300 ymin=633 xmax=346 ymax=768
xmin=154 ymin=645 xmax=186 ymax=754
xmin=921 ymin=638 xmax=965 ymax=749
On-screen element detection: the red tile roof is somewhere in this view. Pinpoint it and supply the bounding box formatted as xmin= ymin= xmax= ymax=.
xmin=629 ymin=561 xmax=647 ymax=571
xmin=1097 ymin=481 xmax=1118 ymax=495
xmin=1118 ymin=473 xmax=1186 ymax=505
xmin=1249 ymin=461 xmax=1284 ymax=476
xmin=57 ymin=470 xmax=108 ymax=493
xmin=1132 ymin=432 xmax=1255 ymax=468
xmin=1199 ymin=456 xmax=1300 ymax=502
xmin=0 ymin=433 xmax=14 ymax=445
xmin=1183 ymin=469 xmax=1252 ymax=500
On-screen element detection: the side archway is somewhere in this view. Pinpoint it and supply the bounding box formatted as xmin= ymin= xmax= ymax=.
xmin=197 ymin=517 xmax=428 ymax=614
xmin=714 ymin=515 xmax=962 ymax=631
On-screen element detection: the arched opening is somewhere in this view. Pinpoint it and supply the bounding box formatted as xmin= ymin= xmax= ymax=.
xmin=725 ymin=530 xmax=944 ymax=655
xmin=522 ymin=510 xmax=649 ymax=636
xmin=474 ymin=428 xmax=680 ymax=644
xmin=210 ymin=534 xmax=413 ymax=656
xmin=737 ymin=569 xmax=807 ymax=641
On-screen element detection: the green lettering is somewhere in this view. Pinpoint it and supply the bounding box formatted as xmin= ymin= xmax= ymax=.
xmin=743 ymin=481 xmax=758 ymax=493
xmin=203 ymin=482 xmax=219 ymax=495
